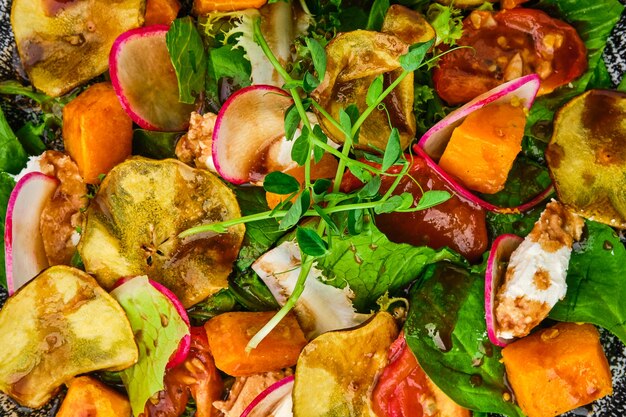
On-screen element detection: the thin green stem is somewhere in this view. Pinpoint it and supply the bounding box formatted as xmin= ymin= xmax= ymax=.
xmin=246 ymin=257 xmax=314 ymax=350
xmin=351 ymin=71 xmax=409 ymax=137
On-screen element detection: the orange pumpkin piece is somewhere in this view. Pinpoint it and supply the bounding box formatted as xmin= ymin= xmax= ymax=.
xmin=502 ymin=322 xmax=612 ymax=417
xmin=204 ymin=311 xmax=307 ymax=376
xmin=63 ymin=83 xmax=133 ymax=184
xmin=438 ymin=101 xmax=526 ymax=194
xmin=145 ymin=0 xmax=181 ymax=25
xmin=56 ymin=376 xmax=131 ymax=417
xmin=193 ymin=0 xmax=267 ymax=14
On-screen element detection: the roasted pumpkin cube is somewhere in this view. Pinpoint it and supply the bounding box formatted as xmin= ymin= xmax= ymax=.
xmin=63 ymin=82 xmax=133 ymax=184
xmin=144 ymin=0 xmax=181 ymax=25
xmin=438 ymin=102 xmax=526 ymax=194
xmin=193 ymin=0 xmax=267 ymax=14
xmin=57 ymin=376 xmax=131 ymax=417
xmin=204 ymin=311 xmax=307 ymax=376
xmin=502 ymin=322 xmax=612 ymax=417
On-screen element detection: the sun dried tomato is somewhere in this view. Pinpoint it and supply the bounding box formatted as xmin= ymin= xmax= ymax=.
xmin=434 ymin=8 xmax=587 ymax=105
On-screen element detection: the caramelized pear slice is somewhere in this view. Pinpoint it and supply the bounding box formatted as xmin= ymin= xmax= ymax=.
xmin=546 ymin=90 xmax=626 ymax=228
xmin=0 ymin=265 xmax=138 ymax=409
xmin=11 ymin=0 xmax=145 ymax=97
xmin=293 ymin=312 xmax=399 ymax=417
xmin=79 ymin=158 xmax=245 ymax=308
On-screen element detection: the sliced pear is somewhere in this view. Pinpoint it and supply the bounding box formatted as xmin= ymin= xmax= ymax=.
xmin=79 ymin=158 xmax=245 ymax=308
xmin=293 ymin=312 xmax=399 ymax=417
xmin=11 ymin=0 xmax=145 ymax=97
xmin=546 ymin=89 xmax=626 ymax=228
xmin=0 ymin=265 xmax=138 ymax=409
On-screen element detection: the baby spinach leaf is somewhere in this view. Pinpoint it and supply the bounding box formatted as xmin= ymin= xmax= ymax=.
xmin=229 ymin=269 xmax=280 ymax=312
xmin=366 ymin=0 xmax=390 ymax=31
xmin=316 ymin=219 xmax=462 ymax=311
xmin=132 ymin=129 xmax=181 ymax=159
xmin=0 ymin=107 xmax=28 ymax=174
xmin=112 ymin=277 xmax=189 ymax=417
xmin=405 ymin=262 xmax=524 ymax=417
xmin=234 ymin=186 xmax=285 ymax=271
xmin=550 ymin=221 xmax=626 ymax=344
xmin=166 ymin=17 xmax=208 ymax=104
xmin=0 ymin=173 xmax=15 ymax=289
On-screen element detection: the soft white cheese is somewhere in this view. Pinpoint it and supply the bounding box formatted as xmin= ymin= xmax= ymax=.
xmin=500 ymin=240 xmax=571 ymax=307
xmin=252 ymin=241 xmax=370 ymax=339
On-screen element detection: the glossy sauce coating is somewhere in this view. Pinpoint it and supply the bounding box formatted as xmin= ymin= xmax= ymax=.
xmin=371 ymin=156 xmax=488 ymax=262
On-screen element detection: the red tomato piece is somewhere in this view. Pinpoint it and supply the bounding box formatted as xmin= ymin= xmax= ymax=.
xmin=372 ymin=333 xmax=470 ymax=417
xmin=341 ymin=156 xmax=488 ymax=262
xmin=144 ymin=327 xmax=223 ymax=417
xmin=434 ymin=8 xmax=587 ymax=105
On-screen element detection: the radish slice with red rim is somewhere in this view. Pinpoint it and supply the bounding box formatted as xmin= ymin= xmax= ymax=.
xmin=418 ymin=74 xmax=541 ymax=160
xmin=113 ymin=276 xmax=191 ymax=368
xmin=109 ymin=25 xmax=197 ymax=131
xmin=240 ymin=375 xmax=295 ymax=417
xmin=5 ymin=172 xmax=59 ymax=295
xmin=412 ymin=145 xmax=554 ymax=213
xmin=485 ymin=234 xmax=523 ymax=347
xmin=212 ymin=85 xmax=295 ymax=185
xmin=414 ymin=74 xmax=551 ymax=213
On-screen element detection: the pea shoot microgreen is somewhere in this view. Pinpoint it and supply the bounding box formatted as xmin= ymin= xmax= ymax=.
xmin=178 ymin=17 xmax=455 ymax=350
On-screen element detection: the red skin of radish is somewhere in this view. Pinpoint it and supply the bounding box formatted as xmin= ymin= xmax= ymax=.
xmin=110 ymin=25 xmax=169 ymax=131
xmin=412 ymin=146 xmax=554 ymax=213
xmin=414 ymin=74 xmax=552 ymax=213
xmin=240 ymin=375 xmax=295 ymax=417
xmin=212 ymin=84 xmax=293 ymax=184
xmin=484 ymin=234 xmax=523 ymax=347
xmin=110 ymin=25 xmax=196 ymax=131
xmin=5 ymin=172 xmax=59 ymax=295
xmin=113 ymin=277 xmax=191 ymax=368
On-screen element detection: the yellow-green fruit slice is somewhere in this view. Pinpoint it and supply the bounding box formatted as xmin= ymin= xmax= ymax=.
xmin=11 ymin=0 xmax=145 ymax=97
xmin=0 ymin=265 xmax=138 ymax=409
xmin=79 ymin=158 xmax=245 ymax=308
xmin=546 ymin=89 xmax=626 ymax=228
xmin=293 ymin=312 xmax=399 ymax=417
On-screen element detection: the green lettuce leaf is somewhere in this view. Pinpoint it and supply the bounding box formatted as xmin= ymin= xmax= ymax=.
xmin=405 ymin=262 xmax=524 ymax=417
xmin=112 ymin=276 xmax=189 ymax=417
xmin=166 ymin=17 xmax=208 ymax=104
xmin=0 ymin=107 xmax=28 ymax=174
xmin=0 ymin=173 xmax=15 ymax=289
xmin=316 ymin=219 xmax=462 ymax=311
xmin=550 ymin=221 xmax=626 ymax=344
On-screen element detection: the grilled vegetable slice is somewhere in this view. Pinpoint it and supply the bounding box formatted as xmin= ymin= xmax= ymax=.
xmin=11 ymin=0 xmax=145 ymax=97
xmin=546 ymin=89 xmax=626 ymax=228
xmin=79 ymin=158 xmax=245 ymax=307
xmin=293 ymin=312 xmax=399 ymax=417
xmin=0 ymin=265 xmax=138 ymax=409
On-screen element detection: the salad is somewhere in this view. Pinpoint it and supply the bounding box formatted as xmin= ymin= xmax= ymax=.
xmin=0 ymin=0 xmax=626 ymax=416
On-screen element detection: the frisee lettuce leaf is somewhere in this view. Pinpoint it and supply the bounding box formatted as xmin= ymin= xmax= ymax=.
xmin=166 ymin=17 xmax=208 ymax=105
xmin=315 ymin=218 xmax=462 ymax=312
xmin=405 ymin=262 xmax=524 ymax=417
xmin=550 ymin=220 xmax=626 ymax=344
xmin=111 ymin=276 xmax=189 ymax=417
